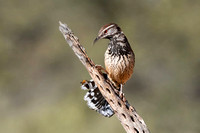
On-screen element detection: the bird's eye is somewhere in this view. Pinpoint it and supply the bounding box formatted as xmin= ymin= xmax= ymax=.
xmin=104 ymin=30 xmax=108 ymax=33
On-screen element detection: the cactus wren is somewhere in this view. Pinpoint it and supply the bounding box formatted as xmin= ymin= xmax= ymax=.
xmin=94 ymin=23 xmax=135 ymax=87
xmin=81 ymin=23 xmax=135 ymax=117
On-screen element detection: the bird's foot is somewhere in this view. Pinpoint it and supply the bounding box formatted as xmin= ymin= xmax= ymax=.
xmin=119 ymin=84 xmax=126 ymax=102
xmin=95 ymin=65 xmax=108 ymax=74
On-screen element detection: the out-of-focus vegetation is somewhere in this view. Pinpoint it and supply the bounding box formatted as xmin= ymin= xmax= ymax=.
xmin=0 ymin=0 xmax=200 ymax=133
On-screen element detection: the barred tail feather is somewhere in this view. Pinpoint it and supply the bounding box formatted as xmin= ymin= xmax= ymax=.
xmin=81 ymin=80 xmax=114 ymax=117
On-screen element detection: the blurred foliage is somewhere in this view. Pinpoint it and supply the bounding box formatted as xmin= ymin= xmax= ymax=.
xmin=0 ymin=0 xmax=200 ymax=133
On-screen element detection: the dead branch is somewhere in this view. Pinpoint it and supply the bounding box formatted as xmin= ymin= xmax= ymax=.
xmin=59 ymin=21 xmax=150 ymax=133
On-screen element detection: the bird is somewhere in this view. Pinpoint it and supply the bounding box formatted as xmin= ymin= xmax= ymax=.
xmin=94 ymin=23 xmax=135 ymax=88
xmin=81 ymin=23 xmax=135 ymax=117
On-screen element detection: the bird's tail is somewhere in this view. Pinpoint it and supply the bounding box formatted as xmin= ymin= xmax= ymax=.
xmin=81 ymin=79 xmax=114 ymax=117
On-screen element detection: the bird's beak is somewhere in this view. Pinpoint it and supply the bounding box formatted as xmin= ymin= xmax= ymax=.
xmin=93 ymin=37 xmax=100 ymax=45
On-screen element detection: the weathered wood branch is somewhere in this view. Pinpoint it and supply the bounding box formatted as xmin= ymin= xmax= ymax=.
xmin=59 ymin=21 xmax=150 ymax=133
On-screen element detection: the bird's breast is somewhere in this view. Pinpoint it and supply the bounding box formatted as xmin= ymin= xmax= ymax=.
xmin=104 ymin=49 xmax=135 ymax=85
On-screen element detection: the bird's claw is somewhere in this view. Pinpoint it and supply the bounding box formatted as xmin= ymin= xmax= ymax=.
xmin=119 ymin=84 xmax=126 ymax=102
xmin=95 ymin=65 xmax=108 ymax=74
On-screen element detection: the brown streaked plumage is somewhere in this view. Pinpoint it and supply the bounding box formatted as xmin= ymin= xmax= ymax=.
xmin=94 ymin=23 xmax=135 ymax=87
xmin=82 ymin=23 xmax=135 ymax=117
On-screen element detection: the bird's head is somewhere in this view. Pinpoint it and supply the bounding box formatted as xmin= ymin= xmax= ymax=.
xmin=93 ymin=23 xmax=121 ymax=44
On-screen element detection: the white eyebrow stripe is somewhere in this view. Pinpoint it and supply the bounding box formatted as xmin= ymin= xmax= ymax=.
xmin=99 ymin=24 xmax=115 ymax=35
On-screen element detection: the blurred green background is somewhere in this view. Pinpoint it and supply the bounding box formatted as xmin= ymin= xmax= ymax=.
xmin=0 ymin=0 xmax=200 ymax=133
